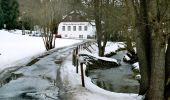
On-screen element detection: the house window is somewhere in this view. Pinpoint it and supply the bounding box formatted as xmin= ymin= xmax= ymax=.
xmin=68 ymin=26 xmax=71 ymax=31
xmin=62 ymin=26 xmax=65 ymax=31
xmin=84 ymin=26 xmax=87 ymax=31
xmin=79 ymin=26 xmax=82 ymax=31
xmin=79 ymin=35 xmax=83 ymax=38
xmin=73 ymin=26 xmax=76 ymax=31
xmin=87 ymin=35 xmax=91 ymax=39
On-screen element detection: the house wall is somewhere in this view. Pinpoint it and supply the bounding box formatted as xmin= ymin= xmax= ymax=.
xmin=58 ymin=22 xmax=96 ymax=39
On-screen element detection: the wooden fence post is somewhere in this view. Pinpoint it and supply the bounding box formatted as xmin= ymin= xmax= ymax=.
xmin=76 ymin=47 xmax=79 ymax=73
xmin=72 ymin=49 xmax=76 ymax=66
xmin=76 ymin=59 xmax=79 ymax=73
xmin=80 ymin=62 xmax=85 ymax=87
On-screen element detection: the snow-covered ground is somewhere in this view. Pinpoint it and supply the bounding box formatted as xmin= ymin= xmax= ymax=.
xmin=0 ymin=46 xmax=75 ymax=100
xmin=87 ymin=42 xmax=125 ymax=56
xmin=78 ymin=42 xmax=125 ymax=65
xmin=60 ymin=54 xmax=142 ymax=100
xmin=0 ymin=30 xmax=142 ymax=100
xmin=105 ymin=42 xmax=125 ymax=54
xmin=0 ymin=42 xmax=142 ymax=100
xmin=60 ymin=42 xmax=142 ymax=100
xmin=0 ymin=30 xmax=82 ymax=71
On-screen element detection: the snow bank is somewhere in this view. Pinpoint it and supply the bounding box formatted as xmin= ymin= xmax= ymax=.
xmin=0 ymin=30 xmax=82 ymax=71
xmin=60 ymin=55 xmax=142 ymax=100
xmin=132 ymin=62 xmax=140 ymax=71
xmin=105 ymin=42 xmax=125 ymax=54
xmin=77 ymin=42 xmax=126 ymax=65
xmin=85 ymin=42 xmax=125 ymax=56
xmin=123 ymin=55 xmax=130 ymax=61
xmin=79 ymin=51 xmax=118 ymax=64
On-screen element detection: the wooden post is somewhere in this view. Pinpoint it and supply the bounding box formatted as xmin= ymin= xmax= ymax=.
xmin=80 ymin=63 xmax=85 ymax=87
xmin=76 ymin=59 xmax=79 ymax=73
xmin=72 ymin=49 xmax=75 ymax=66
xmin=76 ymin=47 xmax=78 ymax=55
xmin=76 ymin=47 xmax=79 ymax=73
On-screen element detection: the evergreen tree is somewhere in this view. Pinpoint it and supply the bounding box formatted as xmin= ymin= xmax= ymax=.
xmin=1 ymin=0 xmax=19 ymax=29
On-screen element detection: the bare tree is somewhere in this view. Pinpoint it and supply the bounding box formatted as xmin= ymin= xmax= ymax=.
xmin=129 ymin=0 xmax=170 ymax=99
xmin=93 ymin=0 xmax=105 ymax=56
xmin=93 ymin=0 xmax=120 ymax=56
xmin=36 ymin=0 xmax=69 ymax=50
xmin=82 ymin=0 xmax=105 ymax=56
xmin=85 ymin=0 xmax=133 ymax=56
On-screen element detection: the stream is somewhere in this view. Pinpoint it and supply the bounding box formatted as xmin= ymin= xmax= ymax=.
xmin=87 ymin=51 xmax=139 ymax=93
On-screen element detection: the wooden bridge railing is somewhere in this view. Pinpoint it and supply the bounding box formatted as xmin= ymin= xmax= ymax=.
xmin=72 ymin=41 xmax=95 ymax=87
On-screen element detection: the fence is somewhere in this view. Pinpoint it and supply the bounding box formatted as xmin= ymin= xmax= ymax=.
xmin=72 ymin=41 xmax=94 ymax=87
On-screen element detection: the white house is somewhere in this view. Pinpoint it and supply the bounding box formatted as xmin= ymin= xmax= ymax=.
xmin=58 ymin=10 xmax=96 ymax=39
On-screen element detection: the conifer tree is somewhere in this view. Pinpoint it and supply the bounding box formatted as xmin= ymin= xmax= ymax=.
xmin=1 ymin=0 xmax=19 ymax=29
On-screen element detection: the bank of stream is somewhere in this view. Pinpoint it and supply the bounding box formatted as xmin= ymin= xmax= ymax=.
xmin=86 ymin=51 xmax=139 ymax=93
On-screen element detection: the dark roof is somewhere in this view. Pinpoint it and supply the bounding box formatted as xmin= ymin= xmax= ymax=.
xmin=62 ymin=10 xmax=88 ymax=22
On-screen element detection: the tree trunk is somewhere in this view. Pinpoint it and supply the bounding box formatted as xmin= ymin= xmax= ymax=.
xmin=131 ymin=0 xmax=168 ymax=99
xmin=147 ymin=0 xmax=166 ymax=99
xmin=148 ymin=36 xmax=166 ymax=100
xmin=136 ymin=25 xmax=150 ymax=95
xmin=165 ymin=37 xmax=170 ymax=100
xmin=136 ymin=0 xmax=151 ymax=95
xmin=166 ymin=37 xmax=170 ymax=81
xmin=94 ymin=0 xmax=105 ymax=57
xmin=130 ymin=0 xmax=151 ymax=95
xmin=99 ymin=46 xmax=105 ymax=57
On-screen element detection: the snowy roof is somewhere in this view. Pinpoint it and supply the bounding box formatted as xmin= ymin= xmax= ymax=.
xmin=62 ymin=10 xmax=88 ymax=22
xmin=79 ymin=51 xmax=118 ymax=64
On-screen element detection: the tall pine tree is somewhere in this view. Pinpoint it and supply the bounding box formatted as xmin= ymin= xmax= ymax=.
xmin=1 ymin=0 xmax=19 ymax=29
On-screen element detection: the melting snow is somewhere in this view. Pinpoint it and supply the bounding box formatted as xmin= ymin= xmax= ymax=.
xmin=0 ymin=30 xmax=82 ymax=71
